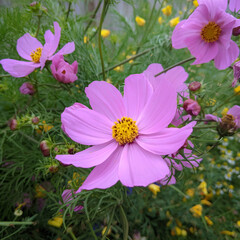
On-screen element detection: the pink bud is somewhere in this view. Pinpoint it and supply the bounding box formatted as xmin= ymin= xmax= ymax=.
xmin=8 ymin=119 xmax=17 ymax=130
xmin=68 ymin=148 xmax=75 ymax=154
xmin=233 ymin=26 xmax=240 ymax=36
xmin=50 ymin=55 xmax=78 ymax=84
xmin=232 ymin=61 xmax=240 ymax=87
xmin=30 ymin=1 xmax=37 ymax=7
xmin=32 ymin=117 xmax=39 ymax=124
xmin=188 ymin=81 xmax=201 ymax=92
xmin=19 ymin=82 xmax=35 ymax=95
xmin=183 ymin=99 xmax=201 ymax=116
xmin=40 ymin=140 xmax=50 ymax=157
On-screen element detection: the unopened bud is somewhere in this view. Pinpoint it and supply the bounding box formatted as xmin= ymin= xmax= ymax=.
xmin=68 ymin=148 xmax=75 ymax=154
xmin=19 ymin=82 xmax=35 ymax=95
xmin=233 ymin=26 xmax=240 ymax=36
xmin=49 ymin=165 xmax=58 ymax=173
xmin=40 ymin=140 xmax=50 ymax=157
xmin=8 ymin=119 xmax=17 ymax=131
xmin=188 ymin=81 xmax=201 ymax=92
xmin=32 ymin=117 xmax=39 ymax=124
xmin=183 ymin=99 xmax=201 ymax=116
xmin=30 ymin=1 xmax=37 ymax=7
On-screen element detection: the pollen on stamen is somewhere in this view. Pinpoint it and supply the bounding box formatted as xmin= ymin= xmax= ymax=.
xmin=112 ymin=117 xmax=138 ymax=145
xmin=201 ymin=22 xmax=221 ymax=43
xmin=30 ymin=47 xmax=43 ymax=63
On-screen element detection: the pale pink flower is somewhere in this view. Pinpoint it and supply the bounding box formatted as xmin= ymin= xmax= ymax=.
xmin=172 ymin=0 xmax=240 ymax=69
xmin=0 ymin=22 xmax=75 ymax=77
xmin=56 ymin=73 xmax=195 ymax=191
xmin=19 ymin=82 xmax=35 ymax=95
xmin=229 ymin=0 xmax=240 ymax=12
xmin=50 ymin=55 xmax=78 ymax=83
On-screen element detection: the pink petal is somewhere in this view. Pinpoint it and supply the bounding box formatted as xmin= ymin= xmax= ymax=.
xmin=85 ymin=81 xmax=125 ymax=122
xmin=214 ymin=41 xmax=239 ymax=70
xmin=136 ymin=122 xmax=195 ymax=155
xmin=137 ymin=80 xmax=177 ymax=134
xmin=17 ymin=33 xmax=43 ymax=61
xmin=72 ymin=61 xmax=78 ymax=74
xmin=0 ymin=59 xmax=40 ymax=77
xmin=61 ymin=107 xmax=113 ymax=145
xmin=158 ymin=174 xmax=176 ymax=185
xmin=56 ymin=140 xmax=118 ymax=168
xmin=50 ymin=42 xmax=75 ymax=60
xmin=123 ymin=74 xmax=153 ymax=120
xmin=118 ymin=143 xmax=170 ymax=187
xmin=228 ymin=105 xmax=240 ymax=128
xmin=198 ymin=0 xmax=227 ymax=11
xmin=172 ymin=20 xmax=188 ymax=49
xmin=205 ymin=114 xmax=220 ymax=122
xmin=77 ymin=146 xmax=123 ymax=191
xmin=229 ymin=0 xmax=240 ymax=12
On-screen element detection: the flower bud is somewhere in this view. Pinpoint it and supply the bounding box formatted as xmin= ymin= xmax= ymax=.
xmin=232 ymin=61 xmax=240 ymax=87
xmin=32 ymin=117 xmax=39 ymax=124
xmin=183 ymin=99 xmax=201 ymax=116
xmin=49 ymin=165 xmax=58 ymax=173
xmin=233 ymin=26 xmax=240 ymax=36
xmin=8 ymin=119 xmax=17 ymax=130
xmin=218 ymin=114 xmax=237 ymax=136
xmin=40 ymin=140 xmax=50 ymax=157
xmin=68 ymin=148 xmax=75 ymax=154
xmin=30 ymin=1 xmax=37 ymax=7
xmin=19 ymin=82 xmax=35 ymax=95
xmin=188 ymin=81 xmax=201 ymax=92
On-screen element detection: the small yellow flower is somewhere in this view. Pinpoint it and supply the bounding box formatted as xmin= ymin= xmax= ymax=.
xmin=148 ymin=184 xmax=160 ymax=196
xmin=181 ymin=229 xmax=187 ymax=237
xmin=131 ymin=51 xmax=136 ymax=55
xmin=190 ymin=204 xmax=202 ymax=217
xmin=186 ymin=188 xmax=195 ymax=198
xmin=106 ymin=78 xmax=112 ymax=84
xmin=198 ymin=181 xmax=208 ymax=195
xmin=101 ymin=29 xmax=110 ymax=38
xmin=126 ymin=55 xmax=134 ymax=64
xmin=221 ymin=107 xmax=229 ymax=116
xmin=84 ymin=36 xmax=89 ymax=44
xmin=162 ymin=5 xmax=172 ymax=16
xmin=135 ymin=16 xmax=146 ymax=26
xmin=237 ymin=220 xmax=240 ymax=227
xmin=114 ymin=65 xmax=124 ymax=72
xmin=204 ymin=216 xmax=213 ymax=226
xmin=193 ymin=0 xmax=199 ymax=7
xmin=48 ymin=216 xmax=63 ymax=228
xmin=179 ymin=10 xmax=183 ymax=15
xmin=43 ymin=124 xmax=53 ymax=132
xmin=201 ymin=199 xmax=212 ymax=206
xmin=35 ymin=184 xmax=46 ymax=198
xmin=220 ymin=230 xmax=236 ymax=237
xmin=102 ymin=226 xmax=111 ymax=236
xmin=169 ymin=17 xmax=180 ymax=27
xmin=234 ymin=85 xmax=240 ymax=95
xmin=158 ymin=16 xmax=163 ymax=24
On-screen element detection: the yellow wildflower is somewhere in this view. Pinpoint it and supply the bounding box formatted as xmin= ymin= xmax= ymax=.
xmin=234 ymin=85 xmax=240 ymax=94
xmin=35 ymin=184 xmax=46 ymax=198
xmin=102 ymin=226 xmax=111 ymax=236
xmin=237 ymin=220 xmax=240 ymax=227
xmin=126 ymin=55 xmax=134 ymax=64
xmin=114 ymin=65 xmax=124 ymax=72
xmin=48 ymin=216 xmax=63 ymax=228
xmin=198 ymin=181 xmax=208 ymax=195
xmin=201 ymin=199 xmax=212 ymax=206
xmin=106 ymin=78 xmax=112 ymax=84
xmin=186 ymin=188 xmax=195 ymax=198
xmin=221 ymin=107 xmax=229 ymax=116
xmin=131 ymin=51 xmax=136 ymax=55
xmin=220 ymin=230 xmax=236 ymax=237
xmin=158 ymin=16 xmax=163 ymax=24
xmin=135 ymin=16 xmax=146 ymax=26
xmin=169 ymin=17 xmax=180 ymax=27
xmin=190 ymin=204 xmax=202 ymax=217
xmin=181 ymin=229 xmax=187 ymax=237
xmin=162 ymin=5 xmax=172 ymax=16
xmin=204 ymin=216 xmax=213 ymax=226
xmin=148 ymin=184 xmax=160 ymax=196
xmin=101 ymin=29 xmax=110 ymax=38
xmin=179 ymin=10 xmax=183 ymax=15
xmin=84 ymin=36 xmax=89 ymax=44
xmin=193 ymin=0 xmax=199 ymax=7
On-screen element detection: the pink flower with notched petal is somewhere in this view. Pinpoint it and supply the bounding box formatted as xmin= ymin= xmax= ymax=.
xmin=229 ymin=0 xmax=240 ymax=12
xmin=172 ymin=0 xmax=240 ymax=70
xmin=0 ymin=22 xmax=75 ymax=78
xmin=50 ymin=55 xmax=78 ymax=83
xmin=56 ymin=71 xmax=196 ymax=191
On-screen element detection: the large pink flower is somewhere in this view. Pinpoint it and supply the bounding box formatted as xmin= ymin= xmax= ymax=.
xmin=0 ymin=22 xmax=75 ymax=77
xmin=229 ymin=0 xmax=240 ymax=12
xmin=56 ymin=72 xmax=195 ymax=191
xmin=172 ymin=0 xmax=240 ymax=70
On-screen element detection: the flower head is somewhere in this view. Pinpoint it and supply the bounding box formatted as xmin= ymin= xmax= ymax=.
xmin=50 ymin=55 xmax=78 ymax=83
xmin=162 ymin=5 xmax=172 ymax=16
xmin=169 ymin=17 xmax=180 ymax=27
xmin=19 ymin=82 xmax=35 ymax=95
xmin=56 ymin=65 xmax=195 ymax=191
xmin=172 ymin=0 xmax=240 ymax=69
xmin=135 ymin=16 xmax=146 ymax=26
xmin=101 ymin=29 xmax=110 ymax=38
xmin=0 ymin=22 xmax=75 ymax=77
xmin=158 ymin=17 xmax=163 ymax=24
xmin=193 ymin=0 xmax=199 ymax=7
xmin=183 ymin=99 xmax=201 ymax=116
xmin=148 ymin=184 xmax=160 ymax=196
xmin=190 ymin=204 xmax=202 ymax=217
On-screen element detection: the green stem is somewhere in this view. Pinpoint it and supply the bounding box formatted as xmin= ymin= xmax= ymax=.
xmin=66 ymin=1 xmax=72 ymax=21
xmin=169 ymin=185 xmax=188 ymax=198
xmin=119 ymin=205 xmax=129 ymax=240
xmin=35 ymin=14 xmax=42 ymax=38
xmin=193 ymin=125 xmax=218 ymax=130
xmin=87 ymin=221 xmax=98 ymax=240
xmin=68 ymin=228 xmax=78 ymax=240
xmin=0 ymin=221 xmax=35 ymax=226
xmin=84 ymin=0 xmax=103 ymax=35
xmin=213 ymin=93 xmax=239 ymax=112
xmin=155 ymin=57 xmax=195 ymax=77
xmin=18 ymin=131 xmax=39 ymax=144
xmin=98 ymin=0 xmax=109 ymax=81
xmin=99 ymin=46 xmax=157 ymax=75
xmin=0 ymin=74 xmax=11 ymax=78
xmin=102 ymin=206 xmax=116 ymax=240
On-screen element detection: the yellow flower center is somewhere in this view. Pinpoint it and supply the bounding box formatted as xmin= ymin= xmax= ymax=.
xmin=30 ymin=47 xmax=43 ymax=63
xmin=112 ymin=117 xmax=138 ymax=145
xmin=201 ymin=22 xmax=221 ymax=43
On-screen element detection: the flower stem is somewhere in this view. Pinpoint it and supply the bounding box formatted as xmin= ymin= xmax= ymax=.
xmin=0 ymin=221 xmax=35 ymax=226
xmin=35 ymin=14 xmax=42 ymax=38
xmin=66 ymin=1 xmax=72 ymax=21
xmin=154 ymin=57 xmax=195 ymax=77
xmin=87 ymin=221 xmax=98 ymax=240
xmin=169 ymin=185 xmax=188 ymax=198
xmin=119 ymin=205 xmax=129 ymax=240
xmin=213 ymin=93 xmax=239 ymax=112
xmin=102 ymin=206 xmax=116 ymax=240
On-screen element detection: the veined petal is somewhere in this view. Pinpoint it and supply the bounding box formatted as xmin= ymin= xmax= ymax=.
xmin=17 ymin=33 xmax=43 ymax=61
xmin=85 ymin=81 xmax=125 ymax=122
xmin=228 ymin=105 xmax=240 ymax=128
xmin=136 ymin=122 xmax=196 ymax=155
xmin=172 ymin=20 xmax=188 ymax=49
xmin=198 ymin=0 xmax=227 ymax=11
xmin=0 ymin=59 xmax=39 ymax=78
xmin=50 ymin=42 xmax=75 ymax=60
xmin=123 ymin=74 xmax=153 ymax=120
xmin=56 ymin=141 xmax=118 ymax=168
xmin=77 ymin=146 xmax=123 ymax=191
xmin=118 ymin=144 xmax=170 ymax=187
xmin=137 ymin=80 xmax=177 ymax=134
xmin=61 ymin=107 xmax=113 ymax=145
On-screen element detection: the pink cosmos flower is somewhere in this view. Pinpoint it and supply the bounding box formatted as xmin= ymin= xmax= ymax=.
xmin=229 ymin=0 xmax=240 ymax=12
xmin=56 ymin=73 xmax=195 ymax=191
xmin=0 ymin=22 xmax=75 ymax=77
xmin=172 ymin=0 xmax=240 ymax=70
xmin=50 ymin=55 xmax=78 ymax=83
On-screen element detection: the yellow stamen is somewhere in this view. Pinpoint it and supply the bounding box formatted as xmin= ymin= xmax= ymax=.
xmin=112 ymin=117 xmax=138 ymax=145
xmin=201 ymin=22 xmax=221 ymax=43
xmin=30 ymin=47 xmax=42 ymax=63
